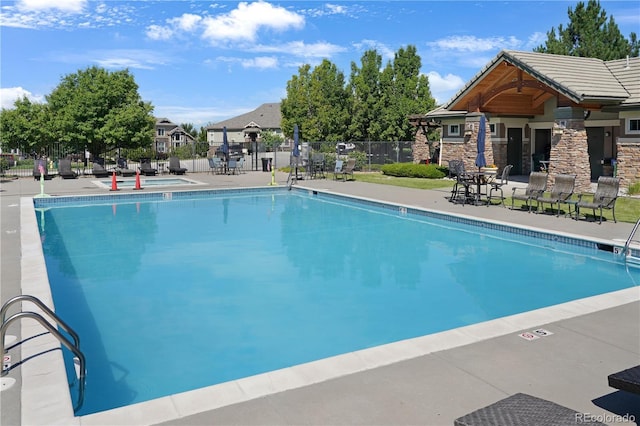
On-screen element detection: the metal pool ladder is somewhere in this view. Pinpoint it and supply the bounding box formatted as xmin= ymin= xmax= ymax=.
xmin=1 ymin=294 xmax=86 ymax=412
xmin=623 ymin=218 xmax=640 ymax=265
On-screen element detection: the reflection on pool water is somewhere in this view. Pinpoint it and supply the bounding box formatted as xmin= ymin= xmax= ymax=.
xmin=94 ymin=177 xmax=203 ymax=188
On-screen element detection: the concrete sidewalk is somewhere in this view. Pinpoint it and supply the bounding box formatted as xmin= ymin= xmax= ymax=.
xmin=1 ymin=172 xmax=639 ymax=426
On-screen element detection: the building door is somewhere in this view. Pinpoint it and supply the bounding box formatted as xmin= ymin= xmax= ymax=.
xmin=507 ymin=128 xmax=523 ymax=175
xmin=587 ymin=127 xmax=604 ymax=180
xmin=533 ymin=129 xmax=551 ymax=172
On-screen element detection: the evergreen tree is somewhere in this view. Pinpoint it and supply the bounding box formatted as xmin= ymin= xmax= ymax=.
xmin=534 ymin=0 xmax=638 ymax=59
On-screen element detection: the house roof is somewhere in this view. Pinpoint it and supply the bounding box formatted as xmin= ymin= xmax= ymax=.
xmin=206 ymin=103 xmax=282 ymax=130
xmin=440 ymin=50 xmax=638 ymax=116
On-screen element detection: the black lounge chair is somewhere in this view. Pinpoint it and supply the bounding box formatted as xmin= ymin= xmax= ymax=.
xmin=116 ymin=158 xmax=136 ymax=177
xmin=487 ymin=164 xmax=513 ymax=207
xmin=33 ymin=160 xmax=54 ymax=180
xmin=536 ymin=173 xmax=575 ymax=216
xmin=91 ymin=162 xmax=111 ymax=178
xmin=139 ymin=158 xmax=158 ymax=176
xmin=58 ymin=158 xmax=79 ymax=179
xmin=168 ymin=156 xmax=187 ymax=175
xmin=454 ymin=393 xmax=606 ymax=426
xmin=511 ymin=172 xmax=547 ymax=212
xmin=608 ymin=365 xmax=640 ymax=395
xmin=575 ymin=176 xmax=620 ymax=224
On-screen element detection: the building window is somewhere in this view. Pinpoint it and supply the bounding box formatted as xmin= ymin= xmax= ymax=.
xmin=627 ymin=118 xmax=640 ymax=134
xmin=449 ymin=124 xmax=460 ymax=136
xmin=157 ymin=128 xmax=165 ymax=136
xmin=489 ymin=123 xmax=497 ymax=135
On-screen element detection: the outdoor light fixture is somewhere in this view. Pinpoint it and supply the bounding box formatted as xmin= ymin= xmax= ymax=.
xmin=552 ymin=120 xmax=566 ymax=136
xmin=464 ymin=123 xmax=474 ymax=136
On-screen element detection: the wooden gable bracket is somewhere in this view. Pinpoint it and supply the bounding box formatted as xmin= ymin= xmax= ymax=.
xmin=481 ymin=80 xmax=557 ymax=108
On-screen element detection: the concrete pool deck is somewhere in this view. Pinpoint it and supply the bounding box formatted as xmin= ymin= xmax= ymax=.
xmin=1 ymin=171 xmax=639 ymax=425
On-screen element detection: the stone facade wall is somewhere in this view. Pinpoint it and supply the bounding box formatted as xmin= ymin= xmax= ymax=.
xmin=550 ymin=107 xmax=591 ymax=192
xmin=413 ymin=126 xmax=430 ymax=164
xmin=615 ymin=142 xmax=640 ymax=188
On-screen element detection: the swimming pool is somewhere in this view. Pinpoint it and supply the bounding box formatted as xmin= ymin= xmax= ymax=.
xmin=93 ymin=176 xmax=204 ymax=189
xmin=31 ymin=188 xmax=638 ymax=417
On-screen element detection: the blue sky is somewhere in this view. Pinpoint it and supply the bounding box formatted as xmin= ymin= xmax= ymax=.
xmin=1 ymin=0 xmax=639 ymax=129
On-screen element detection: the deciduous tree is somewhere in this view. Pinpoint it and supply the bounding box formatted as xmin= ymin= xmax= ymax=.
xmin=46 ymin=66 xmax=155 ymax=157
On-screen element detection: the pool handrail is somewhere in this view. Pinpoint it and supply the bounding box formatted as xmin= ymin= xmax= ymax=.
xmin=1 ymin=294 xmax=86 ymax=412
xmin=623 ymin=217 xmax=640 ymax=260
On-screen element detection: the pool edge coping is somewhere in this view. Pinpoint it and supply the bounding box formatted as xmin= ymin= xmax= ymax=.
xmin=18 ymin=190 xmax=640 ymax=426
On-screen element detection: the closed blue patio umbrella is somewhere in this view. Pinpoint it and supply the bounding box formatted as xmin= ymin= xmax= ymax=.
xmin=221 ymin=126 xmax=230 ymax=161
xmin=292 ymin=124 xmax=300 ymax=180
xmin=475 ymin=115 xmax=487 ymax=169
xmin=293 ymin=124 xmax=300 ymax=158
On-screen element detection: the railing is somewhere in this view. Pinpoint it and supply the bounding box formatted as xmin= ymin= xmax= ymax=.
xmin=623 ymin=218 xmax=640 ymax=262
xmin=1 ymin=141 xmax=417 ymax=177
xmin=1 ymin=295 xmax=86 ymax=412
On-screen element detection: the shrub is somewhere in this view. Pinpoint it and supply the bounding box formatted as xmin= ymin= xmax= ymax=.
xmin=381 ymin=163 xmax=447 ymax=179
xmin=628 ymin=181 xmax=640 ymax=195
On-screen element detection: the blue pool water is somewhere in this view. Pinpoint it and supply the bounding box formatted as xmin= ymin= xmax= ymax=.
xmin=35 ymin=189 xmax=638 ymax=415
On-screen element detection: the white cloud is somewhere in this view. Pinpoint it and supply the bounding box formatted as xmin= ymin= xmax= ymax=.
xmin=212 ymin=55 xmax=278 ymax=70
xmin=526 ymin=32 xmax=546 ymax=50
xmin=17 ymin=0 xmax=86 ymax=13
xmin=0 ymin=87 xmax=44 ymax=109
xmin=325 ymin=4 xmax=347 ymax=15
xmin=251 ymin=41 xmax=346 ymax=58
xmin=51 ymin=49 xmax=166 ymax=70
xmin=146 ymin=24 xmax=175 ymax=41
xmin=352 ymin=39 xmax=395 ymax=61
xmin=425 ymin=71 xmax=466 ymax=105
xmin=244 ymin=56 xmax=278 ymax=69
xmin=201 ymin=1 xmax=304 ymax=44
xmin=170 ymin=13 xmax=202 ymax=32
xmin=427 ymin=35 xmax=522 ymax=52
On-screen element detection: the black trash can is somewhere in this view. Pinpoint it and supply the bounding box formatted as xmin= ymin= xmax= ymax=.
xmin=261 ymin=158 xmax=271 ymax=172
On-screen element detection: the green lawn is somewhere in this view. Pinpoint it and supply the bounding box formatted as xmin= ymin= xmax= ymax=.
xmin=354 ymin=172 xmax=640 ymax=224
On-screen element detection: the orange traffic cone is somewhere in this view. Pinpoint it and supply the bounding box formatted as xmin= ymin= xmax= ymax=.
xmin=110 ymin=171 xmax=119 ymax=191
xmin=133 ymin=170 xmax=142 ymax=190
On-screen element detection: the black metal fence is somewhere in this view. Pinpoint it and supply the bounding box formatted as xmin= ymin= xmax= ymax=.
xmin=1 ymin=141 xmax=415 ymax=177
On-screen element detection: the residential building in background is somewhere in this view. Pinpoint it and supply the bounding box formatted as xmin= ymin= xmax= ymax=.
xmin=206 ymin=103 xmax=284 ymax=153
xmin=155 ymin=118 xmax=196 ymax=154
